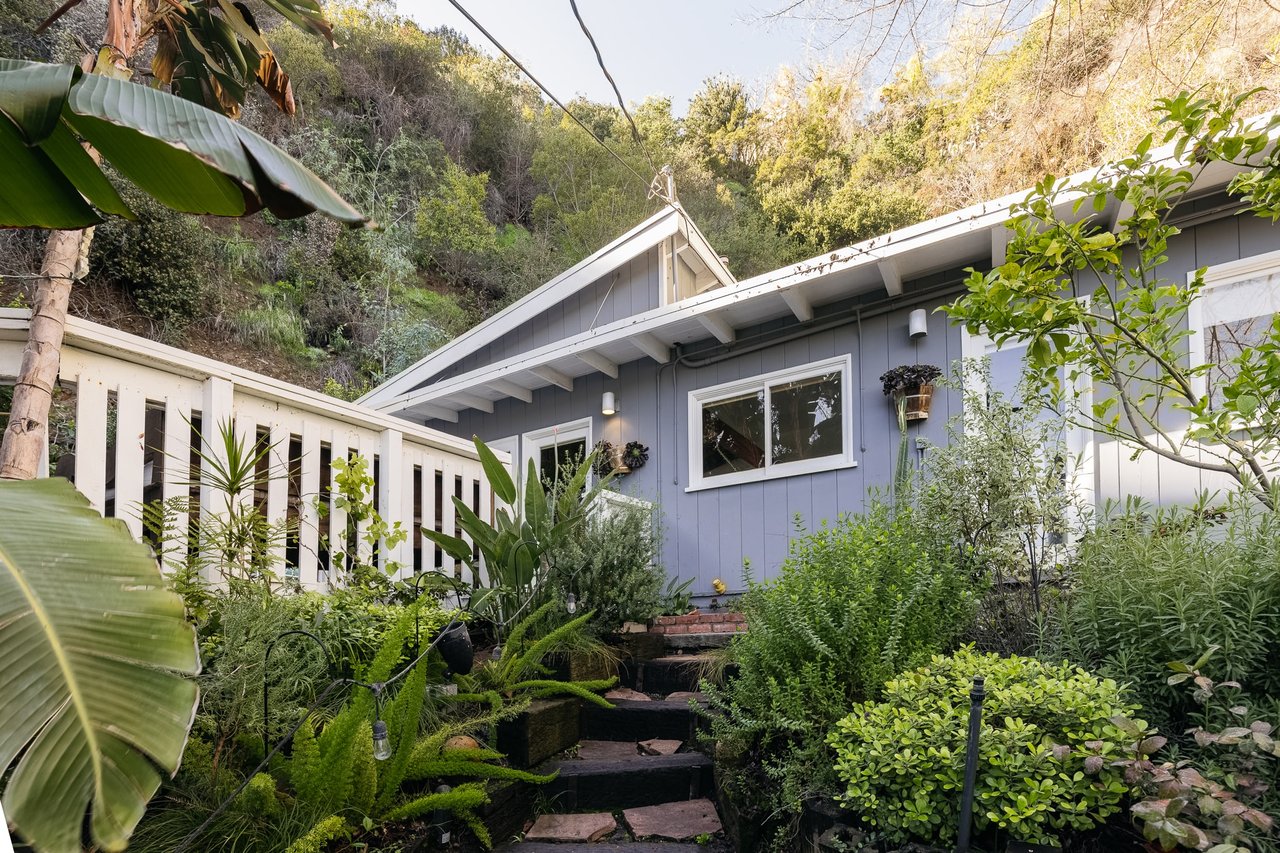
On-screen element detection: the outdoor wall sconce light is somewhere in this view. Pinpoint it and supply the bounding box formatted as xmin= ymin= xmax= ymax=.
xmin=909 ymin=308 xmax=928 ymax=339
xmin=601 ymin=391 xmax=618 ymax=416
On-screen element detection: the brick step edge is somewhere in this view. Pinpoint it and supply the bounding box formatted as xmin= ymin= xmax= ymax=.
xmin=652 ymin=611 xmax=746 ymax=635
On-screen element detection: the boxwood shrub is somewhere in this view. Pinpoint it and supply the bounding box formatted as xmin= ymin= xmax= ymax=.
xmin=827 ymin=647 xmax=1144 ymax=847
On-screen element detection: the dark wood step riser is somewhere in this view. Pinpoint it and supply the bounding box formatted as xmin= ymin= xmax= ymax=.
xmin=581 ymin=700 xmax=706 ymax=743
xmin=542 ymin=754 xmax=715 ymax=811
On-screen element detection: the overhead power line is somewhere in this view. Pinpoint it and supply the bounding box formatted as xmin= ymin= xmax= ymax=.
xmin=441 ymin=0 xmax=659 ymax=199
xmin=566 ymin=0 xmax=662 ymax=179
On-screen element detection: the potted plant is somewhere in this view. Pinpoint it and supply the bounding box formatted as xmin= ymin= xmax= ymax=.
xmin=880 ymin=364 xmax=942 ymax=421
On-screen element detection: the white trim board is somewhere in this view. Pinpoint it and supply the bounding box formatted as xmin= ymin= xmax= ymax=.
xmin=521 ymin=418 xmax=593 ymax=483
xmin=686 ymin=354 xmax=856 ymax=492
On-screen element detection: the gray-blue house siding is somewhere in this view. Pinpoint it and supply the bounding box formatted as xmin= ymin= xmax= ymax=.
xmin=364 ymin=179 xmax=1280 ymax=597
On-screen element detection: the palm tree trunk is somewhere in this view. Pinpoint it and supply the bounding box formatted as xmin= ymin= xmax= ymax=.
xmin=0 ymin=3 xmax=137 ymax=480
xmin=0 ymin=229 xmax=91 ymax=479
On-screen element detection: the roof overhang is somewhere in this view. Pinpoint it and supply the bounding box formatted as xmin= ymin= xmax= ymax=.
xmin=371 ymin=120 xmax=1270 ymax=424
xmin=360 ymin=204 xmax=734 ymax=407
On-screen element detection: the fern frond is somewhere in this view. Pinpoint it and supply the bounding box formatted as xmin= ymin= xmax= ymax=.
xmin=283 ymin=815 xmax=349 ymax=853
xmin=381 ymin=781 xmax=490 ymax=821
xmin=513 ymin=677 xmax=616 ymax=708
xmin=409 ymin=759 xmax=557 ymax=784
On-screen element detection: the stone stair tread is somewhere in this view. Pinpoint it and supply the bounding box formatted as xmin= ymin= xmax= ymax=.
xmin=623 ymin=798 xmax=722 ymax=841
xmin=575 ymin=740 xmax=645 ymax=760
xmin=525 ymin=812 xmax=616 ymax=843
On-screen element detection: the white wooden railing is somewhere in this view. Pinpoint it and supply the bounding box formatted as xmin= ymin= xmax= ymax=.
xmin=0 ymin=309 xmax=497 ymax=590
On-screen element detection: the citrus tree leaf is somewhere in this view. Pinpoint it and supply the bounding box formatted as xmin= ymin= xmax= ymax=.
xmin=0 ymin=58 xmax=367 ymax=228
xmin=0 ymin=478 xmax=200 ymax=853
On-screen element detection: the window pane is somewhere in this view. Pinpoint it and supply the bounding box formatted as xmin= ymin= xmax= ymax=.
xmin=1205 ymin=315 xmax=1274 ymax=407
xmin=770 ymin=371 xmax=843 ymax=465
xmin=539 ymin=439 xmax=587 ymax=490
xmin=702 ymin=391 xmax=765 ymax=478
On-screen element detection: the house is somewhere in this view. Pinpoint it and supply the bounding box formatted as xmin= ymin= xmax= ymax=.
xmin=360 ymin=150 xmax=1280 ymax=599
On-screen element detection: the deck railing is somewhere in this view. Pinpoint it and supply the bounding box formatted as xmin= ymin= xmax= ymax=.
xmin=0 ymin=308 xmax=498 ymax=590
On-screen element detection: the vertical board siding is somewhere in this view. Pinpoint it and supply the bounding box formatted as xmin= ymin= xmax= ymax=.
xmin=414 ymin=212 xmax=1277 ymax=593
xmin=435 ymin=248 xmax=663 ymax=383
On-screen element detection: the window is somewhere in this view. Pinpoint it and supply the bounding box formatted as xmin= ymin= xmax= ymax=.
xmin=688 ymin=355 xmax=854 ymax=490
xmin=1188 ymin=251 xmax=1280 ymax=406
xmin=522 ymin=418 xmax=592 ymax=491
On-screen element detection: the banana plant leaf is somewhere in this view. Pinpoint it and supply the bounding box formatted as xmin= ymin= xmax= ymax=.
xmin=0 ymin=478 xmax=201 ymax=853
xmin=0 ymin=58 xmax=367 ymax=229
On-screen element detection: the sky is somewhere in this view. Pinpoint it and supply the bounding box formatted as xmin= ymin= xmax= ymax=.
xmin=396 ymin=0 xmax=830 ymax=114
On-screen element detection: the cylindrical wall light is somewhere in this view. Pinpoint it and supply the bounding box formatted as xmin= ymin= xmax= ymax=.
xmin=601 ymin=391 xmax=618 ymax=416
xmin=909 ymin=308 xmax=929 ymax=339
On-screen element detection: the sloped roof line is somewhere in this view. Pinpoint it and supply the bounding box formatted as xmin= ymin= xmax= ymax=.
xmin=360 ymin=203 xmax=732 ymax=406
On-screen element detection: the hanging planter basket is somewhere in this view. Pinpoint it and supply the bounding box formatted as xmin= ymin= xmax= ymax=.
xmin=881 ymin=364 xmax=942 ymax=423
xmin=893 ymin=383 xmax=936 ymax=421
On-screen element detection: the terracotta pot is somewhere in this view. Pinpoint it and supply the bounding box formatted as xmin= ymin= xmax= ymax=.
xmin=895 ymin=383 xmax=935 ymax=421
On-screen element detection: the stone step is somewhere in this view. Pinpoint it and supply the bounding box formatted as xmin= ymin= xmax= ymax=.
xmin=540 ymin=752 xmax=714 ymax=811
xmin=581 ymin=699 xmax=704 ymax=743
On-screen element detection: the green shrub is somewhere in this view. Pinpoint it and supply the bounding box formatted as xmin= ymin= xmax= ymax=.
xmin=91 ymin=190 xmax=215 ymax=332
xmin=1047 ymin=501 xmax=1280 ymax=731
xmin=828 ymin=647 xmax=1141 ymax=847
xmin=702 ymin=502 xmax=977 ymax=849
xmin=548 ymin=493 xmax=667 ymax=633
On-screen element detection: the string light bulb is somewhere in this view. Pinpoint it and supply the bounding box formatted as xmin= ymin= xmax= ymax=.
xmin=566 ymin=592 xmax=577 ymax=615
xmin=371 ymin=719 xmax=392 ymax=761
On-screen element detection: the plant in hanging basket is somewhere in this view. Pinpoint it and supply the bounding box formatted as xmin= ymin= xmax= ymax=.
xmin=621 ymin=441 xmax=649 ymax=471
xmin=881 ymin=364 xmax=942 ymax=422
xmin=879 ymin=364 xmax=942 ymax=396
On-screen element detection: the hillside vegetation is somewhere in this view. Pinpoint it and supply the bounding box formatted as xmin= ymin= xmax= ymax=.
xmin=1 ymin=0 xmax=1277 ymax=395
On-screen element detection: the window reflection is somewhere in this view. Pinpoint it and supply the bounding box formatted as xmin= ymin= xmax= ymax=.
xmin=702 ymin=391 xmax=765 ymax=478
xmin=770 ymin=372 xmax=842 ymax=464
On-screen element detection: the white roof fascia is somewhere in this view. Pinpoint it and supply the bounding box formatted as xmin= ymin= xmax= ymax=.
xmin=379 ymin=112 xmax=1278 ymax=418
xmin=675 ymin=206 xmax=736 ymax=286
xmin=359 ymin=206 xmax=682 ymax=406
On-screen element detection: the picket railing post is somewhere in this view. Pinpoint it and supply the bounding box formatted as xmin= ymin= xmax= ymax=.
xmin=199 ymin=377 xmax=234 ymax=580
xmin=73 ymin=375 xmax=108 ymax=514
xmin=379 ymin=428 xmax=405 ymax=572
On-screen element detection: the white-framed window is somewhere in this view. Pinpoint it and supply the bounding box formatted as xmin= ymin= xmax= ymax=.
xmin=687 ymin=355 xmax=854 ymax=491
xmin=958 ymin=328 xmax=1095 ymax=515
xmin=1187 ymin=249 xmax=1280 ymax=406
xmin=522 ymin=418 xmax=593 ymax=489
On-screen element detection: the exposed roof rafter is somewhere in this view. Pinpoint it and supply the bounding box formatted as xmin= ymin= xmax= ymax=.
xmin=631 ymin=332 xmax=670 ymax=364
xmin=531 ymin=365 xmax=574 ymax=391
xmin=577 ymin=350 xmax=619 ymax=378
xmin=699 ymin=313 xmax=736 ymax=344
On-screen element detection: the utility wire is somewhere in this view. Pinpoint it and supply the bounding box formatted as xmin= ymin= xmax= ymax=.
xmin=566 ymin=0 xmax=661 ymax=179
xmin=441 ymin=0 xmax=654 ymax=197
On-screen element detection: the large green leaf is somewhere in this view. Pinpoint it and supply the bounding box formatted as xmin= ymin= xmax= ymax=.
xmin=0 ymin=478 xmax=200 ymax=853
xmin=0 ymin=59 xmax=367 ymax=228
xmin=474 ymin=436 xmax=516 ymax=506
